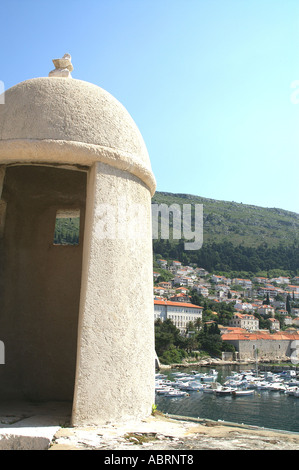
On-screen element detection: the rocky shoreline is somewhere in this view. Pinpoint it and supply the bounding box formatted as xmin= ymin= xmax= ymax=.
xmin=158 ymin=357 xmax=299 ymax=371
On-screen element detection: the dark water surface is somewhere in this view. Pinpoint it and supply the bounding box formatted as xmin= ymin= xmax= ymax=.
xmin=155 ymin=366 xmax=299 ymax=433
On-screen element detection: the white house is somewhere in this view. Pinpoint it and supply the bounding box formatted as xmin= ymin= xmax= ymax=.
xmin=173 ymin=276 xmax=194 ymax=287
xmin=285 ymin=317 xmax=299 ymax=327
xmin=171 ymin=260 xmax=182 ymax=272
xmin=258 ymin=305 xmax=275 ymax=317
xmin=288 ymin=285 xmax=299 ymax=293
xmin=215 ymin=284 xmax=230 ymax=294
xmin=196 ymin=268 xmax=209 ymax=277
xmin=234 ymin=302 xmax=254 ymax=312
xmin=268 ymin=318 xmax=280 ymax=331
xmin=253 ymin=277 xmax=268 ymax=284
xmin=210 ymin=274 xmax=226 ymax=284
xmin=284 ymin=316 xmax=294 ymax=326
xmin=271 ymin=277 xmax=290 ymax=285
xmin=156 ymin=259 xmax=168 ymax=269
xmin=153 ymin=287 xmax=165 ymax=295
xmin=232 ymin=278 xmax=252 ymax=288
xmin=229 ymin=312 xmax=259 ymax=332
xmin=258 ymin=287 xmax=278 ymax=298
xmin=193 ymin=285 xmax=209 ymax=297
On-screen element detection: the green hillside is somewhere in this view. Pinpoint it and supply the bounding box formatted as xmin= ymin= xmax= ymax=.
xmin=152 ymin=192 xmax=299 ymax=274
xmin=152 ymin=192 xmax=299 ymax=247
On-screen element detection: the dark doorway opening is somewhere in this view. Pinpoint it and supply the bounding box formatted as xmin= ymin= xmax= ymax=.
xmin=0 ymin=165 xmax=87 ymax=403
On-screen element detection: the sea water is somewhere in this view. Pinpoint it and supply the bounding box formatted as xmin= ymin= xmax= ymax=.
xmin=155 ymin=366 xmax=299 ymax=433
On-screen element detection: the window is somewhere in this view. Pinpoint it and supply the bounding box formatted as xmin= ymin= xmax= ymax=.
xmin=53 ymin=209 xmax=80 ymax=245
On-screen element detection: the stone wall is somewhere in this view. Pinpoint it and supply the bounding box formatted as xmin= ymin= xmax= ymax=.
xmin=225 ymin=338 xmax=291 ymax=361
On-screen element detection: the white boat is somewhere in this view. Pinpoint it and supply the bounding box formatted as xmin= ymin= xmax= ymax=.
xmin=285 ymin=379 xmax=299 ymax=387
xmin=178 ymin=381 xmax=204 ymax=391
xmin=193 ymin=373 xmax=204 ymax=380
xmin=202 ymin=384 xmax=218 ymax=393
xmin=268 ymin=383 xmax=286 ymax=392
xmin=284 ymin=386 xmax=299 ymax=396
xmin=200 ymin=369 xmax=218 ymax=382
xmin=155 ymin=386 xmax=175 ymax=395
xmin=256 ymin=381 xmax=271 ymax=390
xmin=232 ymin=389 xmax=255 ymax=397
xmin=156 ymin=379 xmax=173 ymax=386
xmin=225 ymin=372 xmax=243 ymax=382
xmin=215 ymin=386 xmax=236 ymax=396
xmin=201 ymin=374 xmax=217 ymax=383
xmin=279 ymin=370 xmax=296 ymax=379
xmin=224 ymin=378 xmax=249 ymax=388
xmin=171 ymin=372 xmax=190 ymax=380
xmin=164 ymin=389 xmax=189 ymax=397
xmin=155 ymin=373 xmax=167 ymax=379
xmin=285 ymin=386 xmax=299 ymax=398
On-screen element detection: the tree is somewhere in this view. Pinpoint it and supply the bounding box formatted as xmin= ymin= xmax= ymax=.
xmin=194 ymin=317 xmax=202 ymax=331
xmin=154 ymin=319 xmax=187 ymax=363
xmin=190 ymin=291 xmax=204 ymax=306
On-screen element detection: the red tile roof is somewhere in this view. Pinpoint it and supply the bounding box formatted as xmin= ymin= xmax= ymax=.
xmin=222 ymin=331 xmax=299 ymax=341
xmin=154 ymin=300 xmax=203 ymax=309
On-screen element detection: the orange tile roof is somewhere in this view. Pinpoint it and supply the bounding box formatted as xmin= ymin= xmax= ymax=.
xmin=233 ymin=312 xmax=256 ymax=319
xmin=154 ymin=299 xmax=203 ymax=309
xmin=259 ymin=305 xmax=274 ymax=308
xmin=222 ymin=327 xmax=247 ymax=333
xmin=222 ymin=331 xmax=299 ymax=341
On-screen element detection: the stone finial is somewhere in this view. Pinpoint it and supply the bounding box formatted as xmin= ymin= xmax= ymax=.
xmin=49 ymin=53 xmax=73 ymax=78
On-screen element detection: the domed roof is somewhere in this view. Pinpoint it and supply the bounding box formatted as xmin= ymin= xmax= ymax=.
xmin=0 ymin=77 xmax=156 ymax=194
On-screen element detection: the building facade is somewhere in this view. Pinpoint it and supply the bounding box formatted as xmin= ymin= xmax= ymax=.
xmin=229 ymin=313 xmax=259 ymax=331
xmin=154 ymin=300 xmax=203 ymax=334
xmin=222 ymin=331 xmax=299 ymax=361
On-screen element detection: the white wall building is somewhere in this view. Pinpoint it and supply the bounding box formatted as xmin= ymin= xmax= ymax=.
xmin=232 ymin=278 xmax=252 ymax=288
xmin=229 ymin=312 xmax=259 ymax=332
xmin=154 ymin=300 xmax=203 ymax=334
xmin=193 ymin=285 xmax=209 ymax=297
xmin=258 ymin=305 xmax=275 ymax=317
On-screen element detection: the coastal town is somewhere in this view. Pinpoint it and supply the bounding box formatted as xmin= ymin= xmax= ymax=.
xmin=153 ymin=258 xmax=299 ymax=363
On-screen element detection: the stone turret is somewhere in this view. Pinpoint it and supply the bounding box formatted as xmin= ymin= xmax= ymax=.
xmin=0 ymin=56 xmax=156 ymax=426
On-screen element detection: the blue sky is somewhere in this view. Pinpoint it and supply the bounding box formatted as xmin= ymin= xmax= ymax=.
xmin=1 ymin=0 xmax=299 ymax=213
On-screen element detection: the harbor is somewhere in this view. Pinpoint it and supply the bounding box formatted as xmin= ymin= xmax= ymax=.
xmin=155 ymin=365 xmax=299 ymax=433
